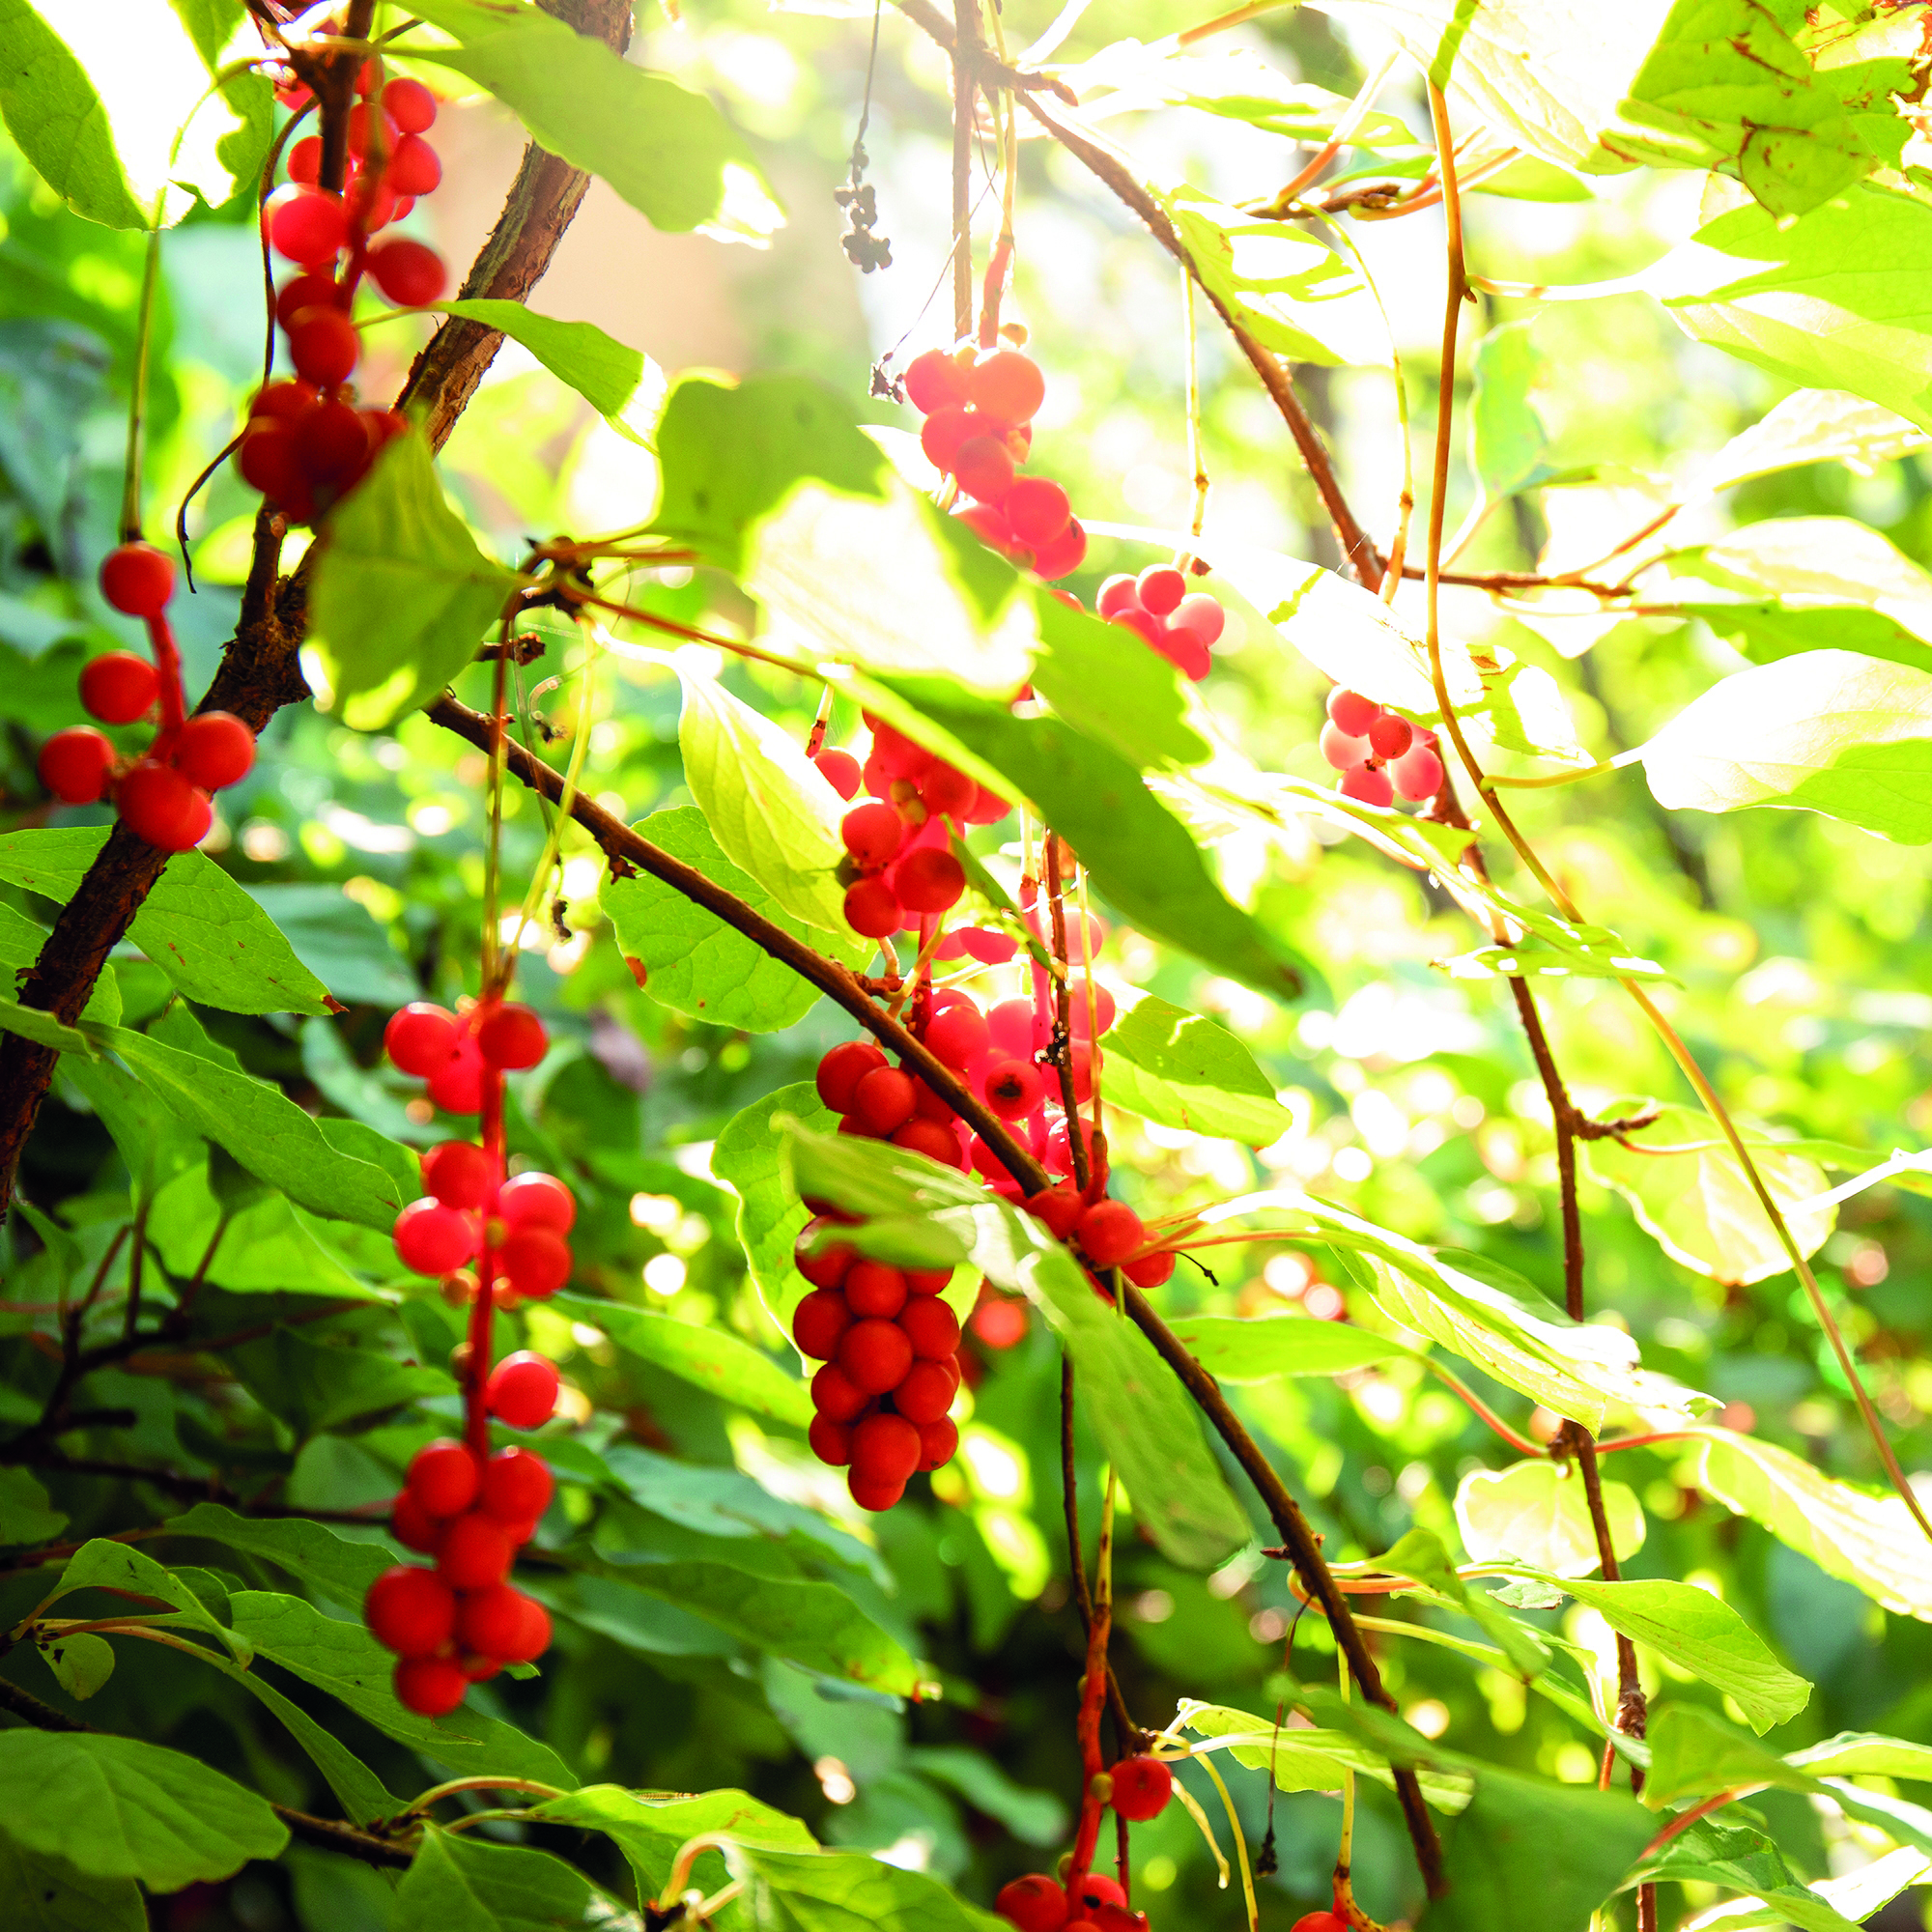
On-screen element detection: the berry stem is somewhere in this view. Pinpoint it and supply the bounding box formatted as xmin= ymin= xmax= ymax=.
xmin=1042 ymin=833 xmax=1089 ymax=1193
xmin=145 ymin=615 xmax=187 ymax=737
xmin=119 ymin=204 xmax=167 ymax=545
xmin=951 ymin=0 xmax=980 ymax=341
xmin=468 ymin=1064 xmax=505 ymax=1460
xmin=1064 ymin=1469 xmax=1115 ymax=1894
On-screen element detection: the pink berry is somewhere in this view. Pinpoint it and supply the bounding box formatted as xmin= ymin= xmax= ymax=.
xmin=1391 ymin=745 xmax=1444 ymax=801
xmin=1326 ymin=688 xmax=1379 ymax=736
xmin=1170 ymin=591 xmax=1226 ymax=645
xmin=1319 ymin=722 xmax=1369 ymax=771
xmin=1136 ymin=565 xmax=1185 ymax=615
xmin=1340 ymin=765 xmax=1395 ymax=808
xmin=1367 ymin=713 xmax=1413 ymax=759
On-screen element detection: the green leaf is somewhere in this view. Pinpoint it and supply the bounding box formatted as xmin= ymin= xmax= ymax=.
xmin=678 ymin=671 xmax=851 ymax=936
xmin=1562 ymin=1577 xmax=1810 ymax=1733
xmin=1455 ymin=1459 xmax=1645 ymax=1578
xmin=400 ymin=0 xmax=781 ymax=242
xmin=1578 ymin=1101 xmax=1833 ymax=1286
xmin=1181 ymin=1702 xmax=1475 ymax=1811
xmin=1694 ymin=390 xmax=1931 ymax=497
xmin=905 ymin=1747 xmax=1069 ymax=1846
xmin=0 ymin=1841 xmax=143 ymax=1932
xmin=602 ymin=808 xmax=867 ymax=1033
xmin=0 ymin=1467 xmax=67 ymax=1546
xmin=227 ymin=1590 xmax=579 ymax=1789
xmin=1641 ymin=1819 xmax=1866 ymax=1932
xmin=784 ymin=1122 xmax=1253 ymax=1571
xmin=0 ymin=995 xmax=92 ymax=1054
xmin=240 ymin=885 xmax=419 ymax=1011
xmin=1164 ymin=1312 xmax=1412 ymax=1381
xmin=51 ymin=1538 xmax=249 ymax=1662
xmin=0 ymin=0 xmax=270 ymax=228
xmin=394 ymin=1826 xmax=600 ymax=1932
xmin=0 ymin=901 xmax=116 ymax=1024
xmin=1028 ymin=589 xmax=1212 ymax=775
xmin=554 ymin=1290 xmax=811 ymax=1427
xmin=0 ymin=1732 xmax=285 ymax=1887
xmin=39 ymin=1631 xmax=114 ymax=1701
xmin=1098 ymin=990 xmax=1295 ymax=1143
xmin=1791 ymin=1731 xmax=1932 ymax=1782
xmin=57 ymin=1053 xmax=202 ymax=1208
xmin=307 ymin=429 xmax=522 ymax=729
xmin=1470 ymin=321 xmax=1552 ymax=499
xmin=1371 ymin=1527 xmax=1553 ymax=1680
xmin=427 ymin=299 xmax=663 ymax=440
xmin=0 ymin=827 xmax=335 ymax=1016
xmin=146 ymin=1162 xmax=391 ymax=1301
xmin=712 ymin=1083 xmax=837 ymax=1327
xmin=724 ymin=1842 xmax=1010 ymax=1931
xmin=1645 ymin=1701 xmax=1800 ymax=1806
xmin=231 ymin=1325 xmax=454 ymax=1435
xmin=522 ymin=1785 xmax=814 ymax=1898
xmin=163 ymin=1502 xmax=395 ymax=1612
xmin=96 ymin=1023 xmax=404 ymax=1230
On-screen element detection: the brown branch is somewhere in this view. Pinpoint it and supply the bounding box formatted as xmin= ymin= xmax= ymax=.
xmin=952 ymin=0 xmax=980 ymax=341
xmin=0 ymin=0 xmax=635 ymax=1223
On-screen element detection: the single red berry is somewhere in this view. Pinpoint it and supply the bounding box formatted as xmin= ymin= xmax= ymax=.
xmin=954 ymin=499 xmax=1022 ymax=557
xmin=968 ymin=349 xmax=1045 ymax=424
xmin=364 ymin=1564 xmax=454 ymax=1657
xmin=267 ymin=185 xmax=349 ymax=267
xmin=256 ymin=377 xmax=327 ymax=424
xmin=384 ymin=1002 xmax=459 ymax=1075
xmin=918 ymin=1415 xmax=958 ymax=1470
xmin=1340 ymin=764 xmax=1395 ymax=808
xmin=1023 ymin=1186 xmax=1084 ymax=1239
xmin=1136 ymin=565 xmax=1186 ymax=615
xmin=480 ymin=1445 xmax=553 ymax=1525
xmin=1123 ymin=1249 xmax=1176 ymax=1288
xmin=1044 ymin=1114 xmax=1103 ymax=1182
xmin=1095 ymin=575 xmax=1141 ymax=619
xmin=1171 ymin=590 xmax=1226 ymax=645
xmin=892 ymin=1118 xmax=965 ymax=1168
xmin=1368 ymin=713 xmax=1413 ymax=759
xmin=972 ymin=1296 xmax=1029 ymax=1349
xmin=844 ymin=877 xmax=902 ymax=939
xmin=1108 ymin=1753 xmax=1174 ymax=1820
xmin=500 ymin=1226 xmax=571 ymax=1299
xmin=1391 ymin=745 xmax=1444 ymax=801
xmin=809 ymin=1414 xmax=853 ymax=1465
xmin=894 ymin=1355 xmax=959 ymax=1425
xmin=78 ymin=651 xmax=159 ymax=724
xmin=497 ymin=1170 xmax=575 ymax=1235
xmin=1002 ymin=476 xmax=1071 ymax=546
xmin=394 ymin=1198 xmax=477 ymax=1275
xmin=920 ymin=404 xmax=974 ymax=472
xmin=903 ymin=347 xmax=971 ymax=413
xmin=1320 ymin=721 xmax=1368 ymax=771
xmin=286 ymin=305 xmax=361 ymax=387
xmin=437 ymin=1510 xmax=513 ymax=1590
xmin=815 ymin=748 xmax=862 ymax=798
xmin=1065 ymin=980 xmax=1117 ymax=1038
xmin=897 ymin=1295 xmax=960 ymax=1360
xmin=841 ymin=800 xmax=904 ymax=869
xmin=986 ymin=998 xmax=1037 ymax=1055
xmin=1090 ymin=1908 xmax=1150 ymax=1932
xmin=795 ymin=1216 xmax=857 ymax=1290
xmin=98 ymin=543 xmax=175 ymax=619
xmin=919 ymin=762 xmax=977 ymax=822
xmin=816 ymin=1039 xmax=887 ymax=1113
xmin=407 ymin=1437 xmax=479 ymax=1518
xmin=1291 ymin=1916 xmax=1350 ymax=1932
xmin=238 ymin=421 xmax=302 ymax=501
xmin=292 ymin=398 xmax=371 ymax=483
xmin=838 ymin=1318 xmax=913 ymax=1395
xmin=394 ymin=1654 xmax=468 ymax=1716
xmin=172 ymin=712 xmax=256 ymax=791
xmin=421 ymin=1141 xmax=492 ymax=1211
xmin=472 ymin=1584 xmax=552 ymax=1662
xmin=368 ymin=237 xmax=448 ymax=306
xmin=924 ymin=1001 xmax=988 ymax=1069
xmin=1070 ymin=1875 xmax=1128 ymax=1915
xmin=38 ymin=727 xmax=114 ymax=805
xmin=996 ymin=1875 xmax=1070 ymax=1932
xmin=957 ymin=917 xmax=1015 ymax=953
xmin=1077 ymin=1200 xmax=1144 ymax=1268
xmin=117 ymin=761 xmax=211 ymax=851
xmin=426 ymin=1039 xmax=485 ymax=1114
xmin=383 ymin=74 xmax=438 ymax=132
xmin=952 ymin=435 xmax=1015 ymax=503
xmin=476 ymin=1002 xmax=548 ymax=1069
xmin=810 ymin=1361 xmax=868 ymax=1423
xmin=386 ymin=132 xmax=442 ymax=195
xmin=848 ymin=1468 xmax=905 ymax=1513
xmin=346 ymin=165 xmax=398 ymax=234
xmin=346 ymin=100 xmax=396 ymax=158
xmin=983 ymin=1057 xmax=1045 ymax=1120
xmin=845 ymin=1261 xmax=907 ymax=1320
xmin=272 ymin=281 xmax=340 ymax=347
xmin=1029 ymin=518 xmax=1088 ymax=582
xmin=1326 ymin=688 xmax=1379 ymax=736
xmin=895 ymin=847 xmax=965 ymax=914
xmin=391 ymin=1489 xmax=439 ymax=1552
xmin=868 ymin=720 xmax=934 ymax=781
xmin=486 ymin=1350 xmax=559 ymax=1429
xmin=792 ymin=1288 xmax=852 ymax=1360
xmin=287 ymin=134 xmax=322 ymax=184
xmin=852 ymin=1411 xmax=922 ymax=1485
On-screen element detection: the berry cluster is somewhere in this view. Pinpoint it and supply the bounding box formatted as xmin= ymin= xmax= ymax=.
xmin=38 ymin=542 xmax=257 ymax=850
xmin=366 ymin=1417 xmax=558 ymax=1716
xmin=1319 ymin=687 xmax=1443 ymax=807
xmin=241 ymin=63 xmax=450 ymax=526
xmin=902 ymin=343 xmax=1229 ymax=685
xmin=994 ymin=1757 xmax=1173 ymax=1932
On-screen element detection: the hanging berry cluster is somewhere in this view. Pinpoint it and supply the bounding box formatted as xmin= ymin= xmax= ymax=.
xmin=240 ymin=63 xmax=450 ymax=526
xmin=38 ymin=543 xmax=257 ymax=850
xmin=901 ymin=344 xmax=1230 ymax=685
xmin=1320 ymin=686 xmax=1444 ymax=806
xmin=993 ymin=1753 xmax=1173 ymax=1932
xmin=364 ymin=994 xmax=574 ymax=1715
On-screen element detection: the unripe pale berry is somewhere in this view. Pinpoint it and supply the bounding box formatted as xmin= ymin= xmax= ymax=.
xmin=172 ymin=712 xmax=256 ymax=790
xmin=486 ymin=1350 xmax=559 ymax=1429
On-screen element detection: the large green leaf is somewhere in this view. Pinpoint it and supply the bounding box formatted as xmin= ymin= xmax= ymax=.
xmin=231 ymin=1325 xmax=455 ymax=1435
xmin=724 ymin=1842 xmax=1010 ymax=1931
xmin=163 ymin=1502 xmax=394 ymax=1610
xmin=50 ymin=1537 xmax=249 ymax=1662
xmin=401 ymin=0 xmax=781 ymax=242
xmin=1637 ymin=1819 xmax=1871 ymax=1932
xmin=523 ymin=1785 xmax=814 ymax=1899
xmin=1098 ymin=989 xmax=1295 ymax=1143
xmin=1693 ymin=389 xmax=1931 ymax=497
xmin=1454 ymin=1459 xmax=1645 ymax=1578
xmin=307 ymin=429 xmax=523 ymax=729
xmin=602 ymin=808 xmax=865 ymax=1033
xmin=0 ymin=1733 xmax=286 ymax=1889
xmin=712 ymin=1082 xmax=837 ymax=1327
xmin=1182 ymin=1702 xmax=1475 ymax=1811
xmin=0 ymin=1841 xmax=143 ymax=1932
xmin=1470 ymin=321 xmax=1552 ymax=499
xmin=0 ymin=901 xmax=116 ymax=1024
xmin=146 ymin=1163 xmax=391 ymax=1301
xmin=393 ymin=1827 xmax=601 ymax=1932
xmin=0 ymin=827 xmax=334 ymax=1015
xmin=0 ymin=1468 xmax=67 ymax=1546
xmin=429 ymin=299 xmax=662 ymax=440
xmin=1164 ymin=1312 xmax=1412 ymax=1380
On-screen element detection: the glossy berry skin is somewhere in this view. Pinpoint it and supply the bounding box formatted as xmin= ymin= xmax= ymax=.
xmin=364 ymin=1564 xmax=454 ymax=1657
xmin=896 ymin=847 xmax=965 ymax=914
xmin=387 ymin=132 xmax=442 ymax=195
xmin=79 ymin=651 xmax=159 ymax=724
xmin=1368 ymin=712 xmax=1413 ymax=758
xmin=1290 ymin=1915 xmax=1350 ymax=1932
xmin=293 ymin=398 xmax=370 ymax=482
xmin=918 ymin=1416 xmax=958 ymax=1470
xmin=394 ymin=1198 xmax=477 ymax=1275
xmin=268 ymin=186 xmax=349 ymax=267
xmin=437 ymin=1511 xmax=513 ymax=1590
xmin=852 ymin=1066 xmax=917 ymax=1135
xmin=898 ymin=1295 xmax=960 ymax=1360
xmin=1171 ymin=591 xmax=1226 ymax=645
xmin=852 ymin=1411 xmax=922 ymax=1485
xmin=427 ymin=1042 xmax=485 ymax=1115
xmin=99 ymin=541 xmax=176 ymax=618
xmin=848 ymin=1469 xmax=906 ymax=1513
xmin=477 ymin=1002 xmax=548 ymax=1069
xmin=994 ymin=1876 xmax=1069 ymax=1932
xmin=1122 ymin=1249 xmax=1176 ymax=1288
xmin=1136 ymin=565 xmax=1186 ymax=615
xmin=792 ymin=1289 xmax=851 ymax=1360
xmin=422 ymin=1140 xmax=493 ymax=1210
xmin=894 ymin=1355 xmax=959 ymax=1425
xmin=1391 ymin=744 xmax=1444 ymax=801
xmin=497 ymin=1170 xmax=575 ymax=1235
xmin=117 ymin=762 xmax=211 ymax=852
xmin=1319 ymin=722 xmax=1369 ymax=771
xmin=408 ymin=1437 xmax=480 ymax=1518
xmin=172 ymin=712 xmax=256 ymax=790
xmin=844 ymin=877 xmax=902 ymax=939
xmin=1030 ymin=519 xmax=1088 ymax=581
xmin=969 ymin=349 xmax=1045 ymax=424
xmin=1069 ymin=1875 xmax=1127 ymax=1915
xmin=817 ymin=1039 xmax=887 ymax=1112
xmin=845 ymin=1261 xmax=907 ymax=1320
xmin=838 ymin=1317 xmax=913 ymax=1395
xmin=1065 ymin=980 xmax=1117 ymax=1037
xmin=810 ymin=1362 xmax=868 ymax=1423
xmin=924 ymin=1002 xmax=989 ymax=1069
xmin=1108 ymin=1753 xmax=1174 ymax=1820
xmin=841 ymin=801 xmax=903 ymax=868
xmin=385 ymin=1002 xmax=459 ymax=1075
xmin=367 ymin=235 xmax=448 ymax=306
xmin=904 ymin=347 xmax=971 ymax=412
xmin=287 ymin=306 xmax=360 ymax=387
xmin=394 ymin=1654 xmax=468 ymax=1716
xmin=1077 ymin=1200 xmax=1144 ymax=1268
xmin=892 ymin=1118 xmax=964 ymax=1168
xmin=38 ymin=727 xmax=114 ymax=804
xmin=391 ymin=1490 xmax=440 ymax=1553
xmin=809 ymin=1414 xmax=853 ymax=1465
xmin=480 ymin=1446 xmax=554 ymax=1525
xmin=794 ymin=1217 xmax=856 ymax=1290
xmin=983 ymin=1058 xmax=1045 ymax=1120
xmin=1023 ymin=1186 xmax=1084 ymax=1239
xmin=1326 ymin=687 xmax=1379 ymax=736
xmin=458 ymin=1583 xmax=551 ymax=1662
xmin=815 ymin=748 xmax=862 ymax=798
xmin=383 ymin=75 xmax=438 ymax=132
xmin=1340 ymin=764 xmax=1395 ymax=809
xmin=952 ymin=435 xmax=1014 ymax=503
xmin=500 ymin=1226 xmax=571 ymax=1298
xmin=486 ymin=1350 xmax=559 ymax=1429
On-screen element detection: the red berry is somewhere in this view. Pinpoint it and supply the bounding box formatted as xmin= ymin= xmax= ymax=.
xmin=810 ymin=1362 xmax=868 ymax=1422
xmin=1045 ymin=1114 xmax=1103 ymax=1181
xmin=38 ymin=726 xmax=114 ymax=805
xmin=809 ymin=1414 xmax=853 ymax=1465
xmin=904 ymin=347 xmax=970 ymax=412
xmin=897 ymin=1295 xmax=960 ymax=1359
xmin=385 ymin=1002 xmax=459 ymax=1075
xmin=426 ymin=1039 xmax=485 ymax=1114
xmin=1029 ymin=518 xmax=1088 ymax=581
xmin=394 ymin=1199 xmax=477 ymax=1274
xmin=892 ymin=1118 xmax=965 ymax=1168
xmin=838 ymin=1318 xmax=913 ymax=1395
xmin=421 ymin=1141 xmax=492 ymax=1210
xmin=1065 ymin=980 xmax=1117 ymax=1038
xmin=815 ymin=748 xmax=862 ymax=798
xmin=1291 ymin=1917 xmax=1350 ymax=1932
xmin=1070 ymin=1875 xmax=1127 ymax=1914
xmin=894 ymin=1355 xmax=959 ymax=1425
xmin=920 ymin=404 xmax=974 ymax=472
xmin=1023 ymin=1186 xmax=1084 ymax=1239
xmin=1091 ymin=1908 xmax=1150 ymax=1932
xmin=172 ymin=712 xmax=256 ymax=790
xmin=386 ymin=132 xmax=442 ymax=195
xmin=1326 ymin=688 xmax=1378 ymax=736
xmin=847 ymin=1065 xmax=914 ymax=1135
xmin=364 ymin=1564 xmax=454 ymax=1657
xmin=368 ymin=237 xmax=448 ymax=307
xmin=816 ymin=1039 xmax=887 ymax=1113
xmin=895 ymin=847 xmax=965 ymax=914
xmin=968 ymin=349 xmax=1045 ymax=424
xmin=841 ymin=800 xmax=903 ymax=869
xmin=98 ymin=543 xmax=175 ymax=618
xmin=1109 ymin=1753 xmax=1173 ymax=1820
xmin=955 ymin=499 xmax=1021 ymax=556
xmin=918 ymin=1416 xmax=958 ymax=1470
xmin=437 ymin=1510 xmax=513 ymax=1590
xmin=393 ymin=1654 xmax=468 ymax=1716
xmin=480 ymin=1446 xmax=553 ymax=1524
xmin=293 ymin=398 xmax=371 ymax=483
xmin=867 ymin=720 xmax=934 ymax=781
xmin=346 ymin=101 xmax=396 ymax=159
xmin=1095 ymin=575 xmax=1141 ymax=619
xmin=920 ymin=762 xmax=977 ymax=821
xmin=1137 ymin=565 xmax=1185 ymax=615
xmin=793 ymin=1289 xmax=852 ymax=1360
xmin=486 ymin=1350 xmax=559 ymax=1429
xmin=795 ymin=1217 xmax=857 ymax=1289
xmin=987 ymin=998 xmax=1037 ymax=1055
xmin=117 ymin=761 xmax=211 ymax=851
xmin=268 ymin=186 xmax=349 ymax=267
xmin=844 ymin=877 xmax=902 ymax=939
xmin=77 ymin=650 xmax=158 ymax=725
xmin=1340 ymin=765 xmax=1394 ymax=808
xmin=477 ymin=1002 xmax=548 ymax=1069
xmin=1003 ymin=476 xmax=1071 ymax=546
xmin=983 ymin=1057 xmax=1045 ymax=1120
xmin=1122 ymin=1249 xmax=1176 ymax=1288
xmin=497 ymin=1170 xmax=575 ymax=1235
xmin=1171 ymin=591 xmax=1226 ymax=645
xmin=383 ymin=75 xmax=438 ymax=132
xmin=407 ymin=1438 xmax=479 ymax=1518
xmin=848 ymin=1469 xmax=905 ymax=1513
xmin=845 ymin=1261 xmax=907 ymax=1320
xmin=952 ymin=435 xmax=1014 ymax=503
xmin=973 ymin=1297 xmax=1029 ymax=1349
xmin=1319 ymin=722 xmax=1368 ymax=771
xmin=924 ymin=1002 xmax=989 ymax=1069
xmin=238 ymin=421 xmax=302 ymax=501
xmin=1077 ymin=1200 xmax=1143 ymax=1267
xmin=997 ymin=1875 xmax=1070 ymax=1932
xmin=391 ymin=1490 xmax=439 ymax=1552
xmin=457 ymin=1583 xmax=551 ymax=1662
xmin=500 ymin=1226 xmax=571 ymax=1298
xmin=287 ymin=134 xmax=322 ymax=185
xmin=286 ymin=305 xmax=361 ymax=387
xmin=852 ymin=1411 xmax=922 ymax=1485
xmin=1368 ymin=713 xmax=1413 ymax=758
xmin=1391 ymin=745 xmax=1444 ymax=801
